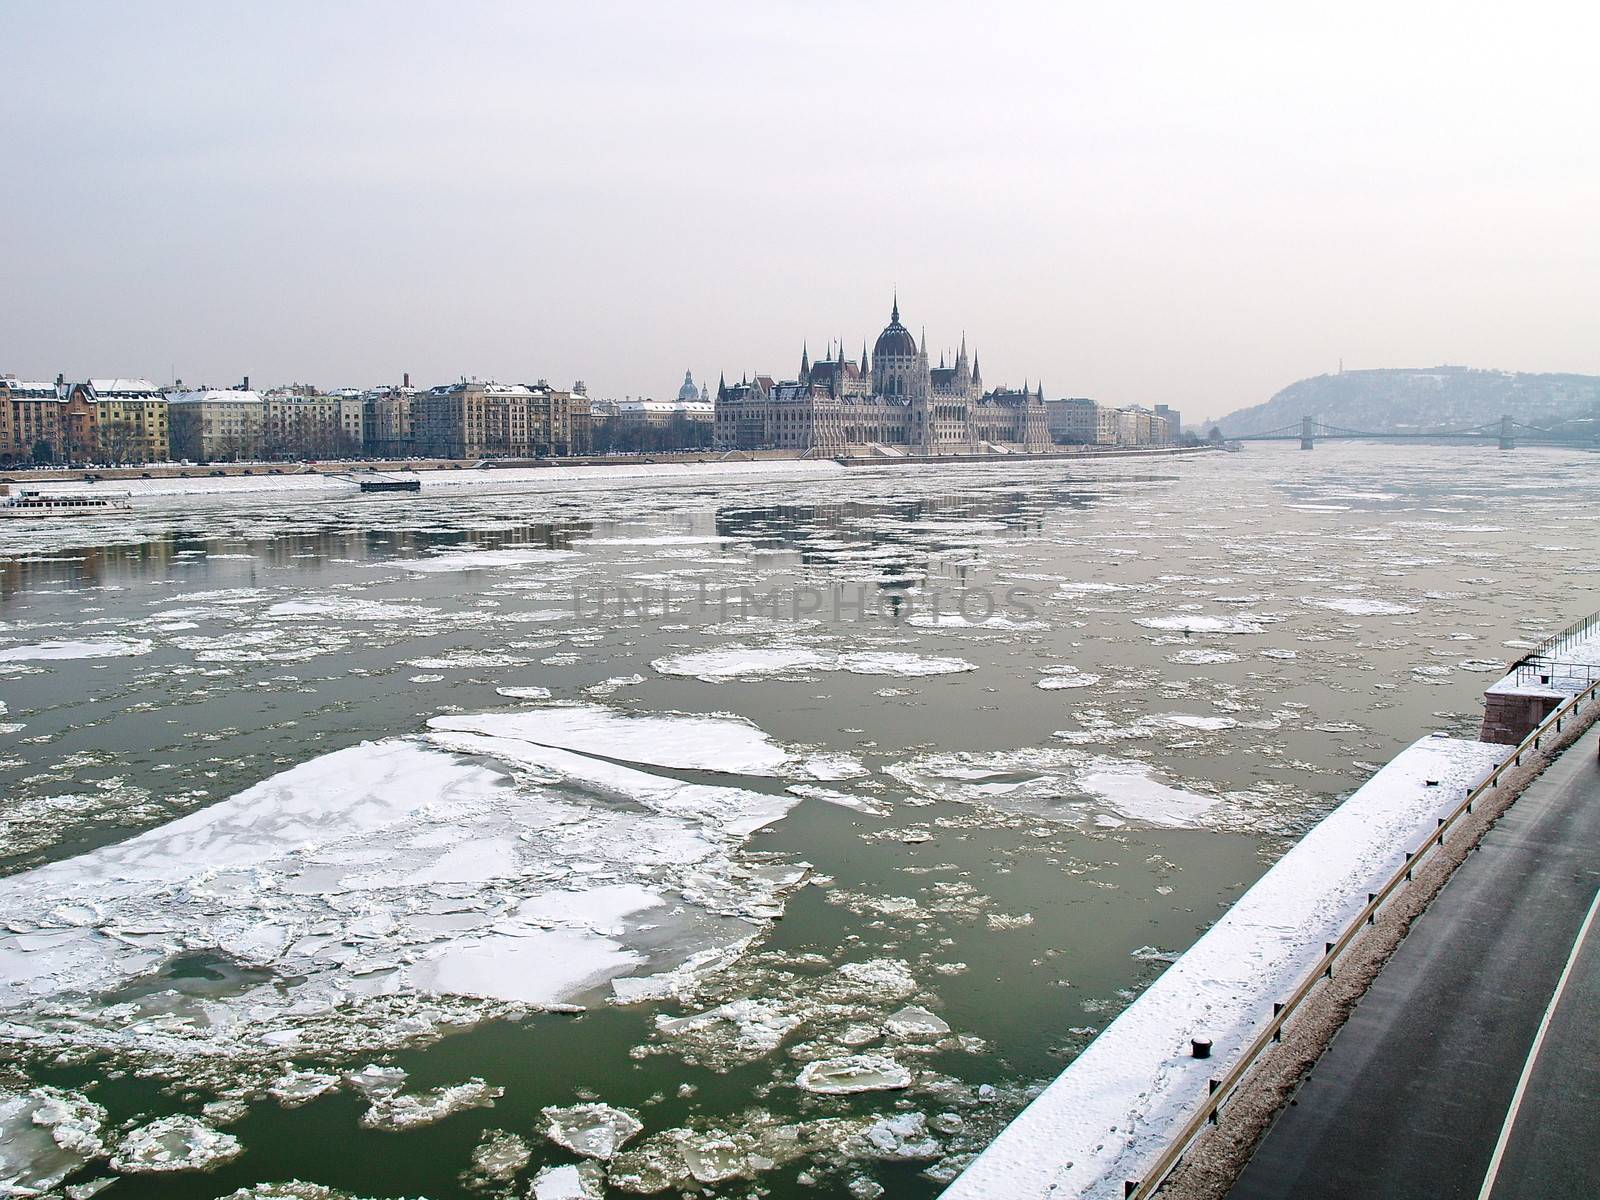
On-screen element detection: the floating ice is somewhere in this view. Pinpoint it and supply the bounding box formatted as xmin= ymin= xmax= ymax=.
xmin=1037 ymin=670 xmax=1102 ymax=690
xmin=267 ymin=1069 xmax=340 ymax=1108
xmin=1168 ymin=648 xmax=1240 ymax=665
xmin=0 ymin=704 xmax=813 ymax=1067
xmin=110 ymin=1114 xmax=242 ymax=1174
xmin=1133 ymin=615 xmax=1263 ymax=635
xmin=265 ymin=596 xmax=438 ymax=622
xmin=1076 ymin=768 xmax=1216 ymax=827
xmin=0 ymin=1086 xmax=107 ymax=1192
xmin=1300 ymin=596 xmax=1419 ymax=616
xmin=409 ymin=928 xmax=644 ymax=1006
xmin=850 ymin=1112 xmax=943 ymax=1161
xmin=652 ymin=645 xmax=976 ymax=682
xmin=885 ymin=1006 xmax=952 ymax=1040
xmin=359 ymin=1078 xmax=501 ymax=1131
xmin=529 ymin=1161 xmax=606 ymax=1200
xmin=462 ymin=1129 xmax=532 ymax=1188
xmin=0 ymin=638 xmax=152 ymax=662
xmin=495 ymin=685 xmax=553 ymax=700
xmin=397 ymin=548 xmax=579 ymax=573
xmin=431 ymin=704 xmax=792 ymax=776
xmin=795 ymin=1055 xmax=913 ymax=1094
xmin=541 ymin=1102 xmax=644 ymax=1160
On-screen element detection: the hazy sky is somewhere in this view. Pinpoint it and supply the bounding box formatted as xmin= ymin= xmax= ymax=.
xmin=4 ymin=2 xmax=1597 ymax=420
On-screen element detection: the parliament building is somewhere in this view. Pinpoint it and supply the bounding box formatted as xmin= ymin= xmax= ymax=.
xmin=714 ymin=296 xmax=1051 ymax=455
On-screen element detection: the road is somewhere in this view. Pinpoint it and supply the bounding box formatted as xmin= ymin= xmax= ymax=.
xmin=1230 ymin=732 xmax=1600 ymax=1200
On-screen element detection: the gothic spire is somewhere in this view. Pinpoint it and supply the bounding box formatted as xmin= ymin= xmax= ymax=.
xmin=891 ymin=289 xmax=899 ymax=324
xmin=800 ymin=341 xmax=810 ymax=382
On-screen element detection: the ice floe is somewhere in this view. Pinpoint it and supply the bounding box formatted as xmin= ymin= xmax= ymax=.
xmin=1133 ymin=615 xmax=1264 ymax=635
xmin=396 ymin=548 xmax=580 ymax=573
xmin=0 ymin=1086 xmax=107 ymax=1192
xmin=0 ymin=638 xmax=152 ymax=662
xmin=110 ymin=1114 xmax=241 ymax=1174
xmin=796 ymin=1055 xmax=913 ymax=1094
xmin=0 ymin=704 xmax=823 ymax=1072
xmin=652 ymin=645 xmax=977 ymax=682
xmin=1300 ymin=596 xmax=1419 ymax=616
xmin=540 ymin=1102 xmax=644 ymax=1159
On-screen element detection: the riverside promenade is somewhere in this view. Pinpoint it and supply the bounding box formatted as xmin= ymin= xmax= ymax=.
xmin=1229 ymin=728 xmax=1600 ymax=1199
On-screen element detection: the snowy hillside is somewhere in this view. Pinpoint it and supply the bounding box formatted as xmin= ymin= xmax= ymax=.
xmin=1216 ymin=367 xmax=1600 ymax=436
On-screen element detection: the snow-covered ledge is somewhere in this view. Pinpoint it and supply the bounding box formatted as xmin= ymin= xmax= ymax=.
xmin=944 ymin=734 xmax=1510 ymax=1200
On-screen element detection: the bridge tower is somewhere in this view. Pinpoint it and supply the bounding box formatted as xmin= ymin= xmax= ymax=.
xmin=1300 ymin=414 xmax=1315 ymax=451
xmin=1498 ymin=414 xmax=1515 ymax=451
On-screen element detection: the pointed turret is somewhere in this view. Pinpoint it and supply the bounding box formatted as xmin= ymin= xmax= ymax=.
xmin=861 ymin=340 xmax=869 ymax=374
xmin=717 ymin=372 xmax=727 ymax=401
xmin=891 ymin=289 xmax=900 ymax=324
xmin=800 ymin=341 xmax=810 ymax=383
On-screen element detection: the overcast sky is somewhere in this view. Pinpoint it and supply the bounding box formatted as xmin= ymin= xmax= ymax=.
xmin=4 ymin=2 xmax=1597 ymax=420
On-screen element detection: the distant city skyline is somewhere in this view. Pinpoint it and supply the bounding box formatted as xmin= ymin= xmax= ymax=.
xmin=3 ymin=2 xmax=1598 ymax=424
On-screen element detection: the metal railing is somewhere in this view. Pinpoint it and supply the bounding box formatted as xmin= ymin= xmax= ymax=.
xmin=1125 ymin=676 xmax=1600 ymax=1200
xmin=1504 ymin=613 xmax=1600 ymax=690
xmin=1525 ymin=610 xmax=1600 ymax=663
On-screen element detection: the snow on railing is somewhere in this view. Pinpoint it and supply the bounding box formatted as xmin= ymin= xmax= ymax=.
xmin=1123 ymin=676 xmax=1600 ymax=1200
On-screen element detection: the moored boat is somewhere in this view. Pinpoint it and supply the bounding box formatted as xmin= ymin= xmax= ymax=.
xmin=0 ymin=484 xmax=132 ymax=518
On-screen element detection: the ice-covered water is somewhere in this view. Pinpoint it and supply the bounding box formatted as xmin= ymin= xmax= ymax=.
xmin=3 ymin=444 xmax=1599 ymax=1198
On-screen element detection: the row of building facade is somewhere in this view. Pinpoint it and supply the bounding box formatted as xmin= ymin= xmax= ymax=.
xmin=4 ymin=319 xmax=1183 ymax=464
xmin=1044 ymin=397 xmax=1183 ymax=447
xmin=0 ymin=375 xmax=603 ymax=464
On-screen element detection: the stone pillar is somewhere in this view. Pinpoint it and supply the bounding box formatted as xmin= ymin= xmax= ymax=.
xmin=1300 ymin=414 xmax=1315 ymax=451
xmin=1498 ymin=414 xmax=1515 ymax=451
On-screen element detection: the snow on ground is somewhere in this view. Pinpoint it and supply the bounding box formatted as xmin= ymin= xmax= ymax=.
xmin=943 ymin=734 xmax=1510 ymax=1200
xmin=30 ymin=458 xmax=847 ymax=500
xmin=0 ymin=703 xmax=827 ymax=1074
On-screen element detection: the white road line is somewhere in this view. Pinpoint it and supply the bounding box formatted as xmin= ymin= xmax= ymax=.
xmin=1477 ymin=885 xmax=1600 ymax=1200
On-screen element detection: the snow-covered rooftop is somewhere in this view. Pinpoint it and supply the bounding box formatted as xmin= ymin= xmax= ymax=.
xmin=87 ymin=378 xmax=161 ymax=398
xmin=165 ymin=389 xmax=263 ymax=406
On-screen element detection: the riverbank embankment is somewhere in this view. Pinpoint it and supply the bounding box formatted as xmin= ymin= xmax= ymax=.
xmin=946 ymin=613 xmax=1600 ymax=1200
xmin=0 ymin=444 xmax=1215 ymax=491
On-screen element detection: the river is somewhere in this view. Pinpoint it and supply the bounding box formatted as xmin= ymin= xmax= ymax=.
xmin=1 ymin=443 xmax=1596 ymax=1199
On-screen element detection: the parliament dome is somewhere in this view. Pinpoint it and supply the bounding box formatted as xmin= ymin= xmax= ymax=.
xmin=873 ymin=295 xmax=919 ymax=360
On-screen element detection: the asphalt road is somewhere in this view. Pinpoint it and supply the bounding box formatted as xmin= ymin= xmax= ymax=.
xmin=1230 ymin=733 xmax=1600 ymax=1200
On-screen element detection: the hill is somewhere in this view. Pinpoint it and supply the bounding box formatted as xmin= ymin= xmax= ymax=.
xmin=1215 ymin=367 xmax=1600 ymax=436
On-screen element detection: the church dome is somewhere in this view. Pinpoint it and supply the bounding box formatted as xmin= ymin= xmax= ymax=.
xmin=873 ymin=296 xmax=918 ymax=360
xmin=677 ymin=369 xmax=698 ymax=402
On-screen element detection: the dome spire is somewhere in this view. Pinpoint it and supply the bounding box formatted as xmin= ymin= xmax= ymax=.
xmin=891 ymin=289 xmax=900 ymax=324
